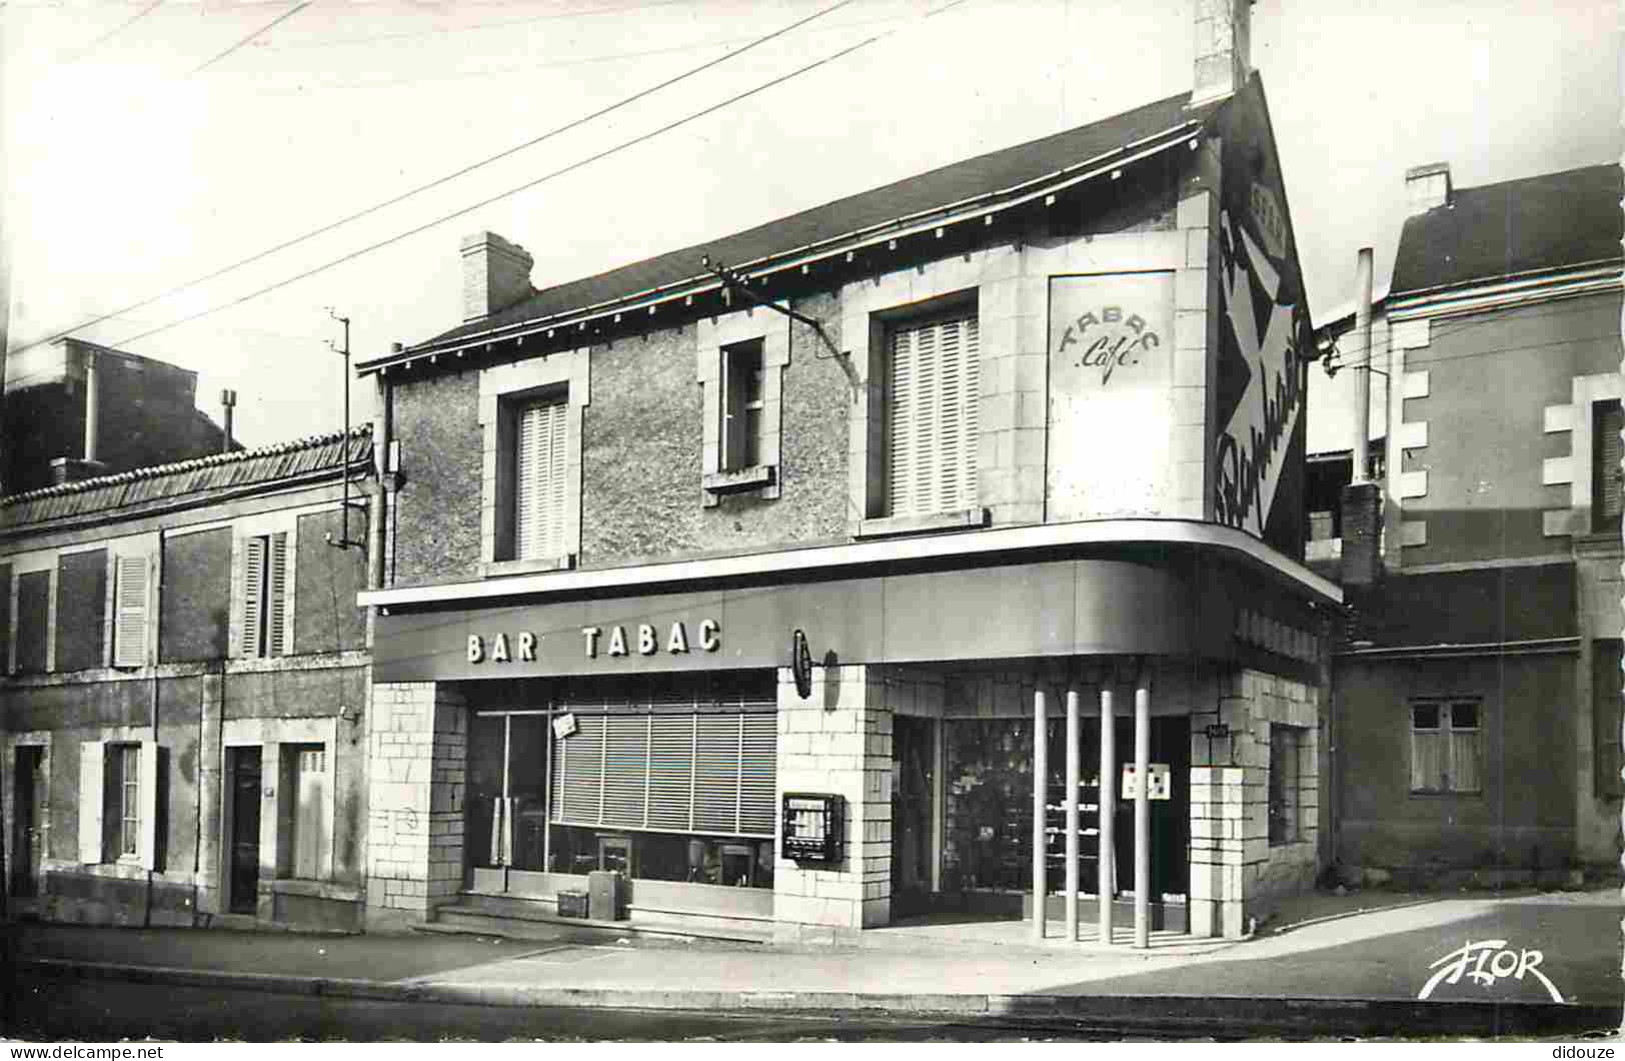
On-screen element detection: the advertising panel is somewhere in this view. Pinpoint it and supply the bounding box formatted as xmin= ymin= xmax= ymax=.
xmin=1047 ymin=270 xmax=1176 ymax=521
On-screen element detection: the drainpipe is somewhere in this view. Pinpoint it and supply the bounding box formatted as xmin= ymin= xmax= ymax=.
xmin=1031 ymin=687 xmax=1047 ymax=940
xmin=1352 ymin=247 xmax=1374 ymax=483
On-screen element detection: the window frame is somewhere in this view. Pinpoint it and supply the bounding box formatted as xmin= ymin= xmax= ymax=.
xmin=1267 ymin=724 xmax=1303 ymax=846
xmin=238 ymin=531 xmax=289 ymax=660
xmin=695 ymin=310 xmax=788 ymax=506
xmin=1409 ymin=697 xmax=1483 ymax=796
xmin=1592 ymin=398 xmax=1623 ymax=533
xmin=1594 ymin=639 xmax=1623 ymax=799
xmin=720 ymin=338 xmax=765 ymax=474
xmin=879 ymin=304 xmax=981 ymax=521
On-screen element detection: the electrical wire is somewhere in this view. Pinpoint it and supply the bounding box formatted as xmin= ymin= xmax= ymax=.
xmin=104 ymin=0 xmax=971 ymax=351
xmin=189 ymin=1 xmax=314 ymax=76
xmin=7 ymin=0 xmax=865 ymax=360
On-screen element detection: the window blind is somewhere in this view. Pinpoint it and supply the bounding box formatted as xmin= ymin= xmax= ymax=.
xmin=112 ymin=555 xmax=149 ymax=668
xmin=551 ymin=710 xmax=777 ymax=838
xmin=887 ymin=312 xmax=979 ymax=517
xmin=515 ymin=399 xmax=569 ymax=561
xmin=1597 ymin=400 xmax=1623 ymax=526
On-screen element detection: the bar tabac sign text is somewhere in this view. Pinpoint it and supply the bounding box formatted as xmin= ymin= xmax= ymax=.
xmin=467 ymin=619 xmax=721 ymax=664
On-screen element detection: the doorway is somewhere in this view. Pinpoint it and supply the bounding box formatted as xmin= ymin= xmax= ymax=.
xmin=891 ymin=715 xmax=936 ymax=917
xmin=227 ymin=748 xmax=262 ymax=915
xmin=11 ymin=746 xmax=44 ymax=898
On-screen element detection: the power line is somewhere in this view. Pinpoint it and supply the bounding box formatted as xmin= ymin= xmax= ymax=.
xmin=9 ymin=0 xmax=864 ymax=360
xmin=56 ymin=0 xmax=165 ymax=67
xmin=106 ymin=0 xmax=971 ymax=351
xmin=252 ymin=0 xmax=699 ymax=54
xmin=190 ymin=1 xmax=313 ymax=76
xmin=1332 ymin=331 xmax=1619 ymax=374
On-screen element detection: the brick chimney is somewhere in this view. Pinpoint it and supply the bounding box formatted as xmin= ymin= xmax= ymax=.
xmin=1190 ymin=0 xmax=1252 ymax=106
xmin=461 ymin=231 xmax=535 ymax=323
xmin=1405 ymin=162 xmax=1452 ymax=216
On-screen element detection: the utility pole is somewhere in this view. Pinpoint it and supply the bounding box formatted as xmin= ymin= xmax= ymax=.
xmin=326 ymin=308 xmax=363 ymax=550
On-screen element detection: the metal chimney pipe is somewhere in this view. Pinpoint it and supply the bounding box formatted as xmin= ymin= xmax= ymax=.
xmin=82 ymin=347 xmax=99 ymax=463
xmin=220 ymin=388 xmax=237 ymax=453
xmin=1352 ymin=247 xmax=1374 ymax=483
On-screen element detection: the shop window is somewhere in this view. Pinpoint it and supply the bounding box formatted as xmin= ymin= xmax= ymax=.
xmin=884 ymin=309 xmax=979 ymax=518
xmin=78 ymin=740 xmax=161 ymax=868
xmin=512 ymin=396 xmax=570 ymax=562
xmin=1268 ymin=725 xmax=1303 ymax=845
xmin=1410 ymin=700 xmax=1481 ymax=794
xmin=112 ymin=554 xmax=150 ymax=669
xmin=240 ymin=533 xmax=288 ymax=659
xmin=720 ymin=339 xmax=764 ymax=473
xmin=1594 ymin=400 xmax=1622 ymax=532
xmin=1594 ymin=640 xmax=1623 ymax=799
xmin=280 ymin=744 xmax=330 ymax=880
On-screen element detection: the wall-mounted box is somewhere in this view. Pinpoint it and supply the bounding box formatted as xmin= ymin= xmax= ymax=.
xmin=782 ymin=792 xmax=844 ymax=864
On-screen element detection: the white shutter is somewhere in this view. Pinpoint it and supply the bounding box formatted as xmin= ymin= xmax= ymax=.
xmin=267 ymin=533 xmax=289 ymax=658
xmin=693 ymin=715 xmax=742 ymax=834
xmin=739 ymin=714 xmax=778 ymax=836
xmin=887 ymin=313 xmax=979 ymax=517
xmin=79 ymin=740 xmax=106 ymax=863
xmin=552 ymin=714 xmax=604 ymax=826
xmin=241 ymin=537 xmax=266 ymax=657
xmin=646 ymin=715 xmax=696 ymax=831
xmin=112 ymin=556 xmax=149 ymax=669
xmin=601 ymin=715 xmax=649 ymax=829
xmin=138 ymin=741 xmax=160 ymax=871
xmin=515 ymin=400 xmax=569 ymax=561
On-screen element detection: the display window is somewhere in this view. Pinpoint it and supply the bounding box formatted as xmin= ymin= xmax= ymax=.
xmin=467 ymin=671 xmax=777 ymax=891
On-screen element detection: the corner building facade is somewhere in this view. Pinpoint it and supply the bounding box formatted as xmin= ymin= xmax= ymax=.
xmin=360 ymin=20 xmax=1340 ymax=942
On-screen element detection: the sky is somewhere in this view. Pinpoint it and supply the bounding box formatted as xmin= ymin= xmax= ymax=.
xmin=1 ymin=0 xmax=1619 ymax=450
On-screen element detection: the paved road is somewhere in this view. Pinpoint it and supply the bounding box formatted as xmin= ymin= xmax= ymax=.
xmin=0 ymin=976 xmax=1161 ymax=1043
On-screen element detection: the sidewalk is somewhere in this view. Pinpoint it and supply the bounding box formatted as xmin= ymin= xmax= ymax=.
xmin=7 ymin=885 xmax=1620 ymax=1036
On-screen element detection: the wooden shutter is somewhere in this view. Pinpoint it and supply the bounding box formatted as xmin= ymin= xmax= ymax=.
xmin=515 ymin=400 xmax=569 ymax=561
xmin=241 ymin=537 xmax=266 ymax=657
xmin=267 ymin=533 xmax=288 ymax=658
xmin=1598 ymin=401 xmax=1623 ymax=526
xmin=78 ymin=740 xmax=106 ymax=863
xmin=887 ymin=313 xmax=979 ymax=517
xmin=138 ymin=741 xmax=160 ymax=870
xmin=113 ymin=555 xmax=149 ymax=668
xmin=293 ymin=745 xmax=327 ymax=879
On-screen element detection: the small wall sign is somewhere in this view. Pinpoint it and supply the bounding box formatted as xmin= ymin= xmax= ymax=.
xmin=553 ymin=713 xmax=578 ymax=740
xmin=1120 ymin=763 xmax=1171 ymax=801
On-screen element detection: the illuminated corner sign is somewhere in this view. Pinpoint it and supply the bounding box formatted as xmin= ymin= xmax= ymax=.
xmin=464 ymin=620 xmax=721 ymax=665
xmin=1235 ymin=608 xmax=1318 ymax=664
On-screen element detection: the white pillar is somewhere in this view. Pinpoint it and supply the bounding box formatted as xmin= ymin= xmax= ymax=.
xmin=1064 ymin=688 xmax=1080 ymax=941
xmin=931 ymin=718 xmax=945 ymax=894
xmin=1032 ymin=688 xmax=1048 ymax=941
xmin=1134 ymin=675 xmax=1151 ymax=950
xmin=1098 ymin=687 xmax=1115 ymax=945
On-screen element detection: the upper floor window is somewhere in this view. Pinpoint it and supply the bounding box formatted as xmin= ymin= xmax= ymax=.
xmin=241 ymin=532 xmax=288 ymax=659
xmin=1410 ymin=699 xmax=1481 ymax=795
xmin=514 ymin=395 xmax=570 ymax=562
xmin=1593 ymin=399 xmax=1622 ymax=532
xmin=884 ymin=310 xmax=979 ymax=518
xmin=720 ymin=339 xmax=765 ymax=474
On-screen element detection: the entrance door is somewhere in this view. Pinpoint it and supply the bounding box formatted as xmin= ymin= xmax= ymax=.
xmin=891 ymin=715 xmax=936 ymax=917
xmin=11 ymin=747 xmax=44 ymax=898
xmin=228 ymin=748 xmax=262 ymax=915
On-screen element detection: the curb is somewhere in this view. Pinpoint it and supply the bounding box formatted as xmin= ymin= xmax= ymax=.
xmin=14 ymin=956 xmax=1619 ymax=1038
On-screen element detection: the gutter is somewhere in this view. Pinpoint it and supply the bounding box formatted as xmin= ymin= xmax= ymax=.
xmin=1336 ymin=636 xmax=1579 ymax=661
xmin=359 ymin=118 xmax=1209 ymax=374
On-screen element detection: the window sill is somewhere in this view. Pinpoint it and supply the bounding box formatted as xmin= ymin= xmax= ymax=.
xmin=703 ymin=464 xmax=775 ymax=495
xmin=1408 ymin=790 xmax=1483 ymax=798
xmin=482 ymin=554 xmax=577 ymax=580
xmin=856 ymin=507 xmax=989 ymax=540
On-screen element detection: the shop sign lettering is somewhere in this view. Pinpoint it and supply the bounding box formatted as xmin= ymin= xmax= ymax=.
xmin=464 ymin=619 xmax=720 ymax=664
xmin=1054 ymin=304 xmax=1163 ymax=386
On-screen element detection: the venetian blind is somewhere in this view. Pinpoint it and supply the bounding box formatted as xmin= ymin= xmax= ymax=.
xmin=515 ymin=399 xmax=569 ymax=561
xmin=550 ymin=711 xmax=777 ymax=838
xmin=886 ymin=312 xmax=979 ymax=517
xmin=1598 ymin=400 xmax=1623 ymax=526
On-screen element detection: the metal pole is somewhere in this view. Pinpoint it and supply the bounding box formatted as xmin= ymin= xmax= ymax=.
xmin=1031 ymin=688 xmax=1047 ymax=941
xmin=1098 ymin=687 xmax=1115 ymax=945
xmin=1352 ymin=246 xmax=1374 ymax=483
xmin=1134 ymin=672 xmax=1151 ymax=950
xmin=1064 ymin=688 xmax=1079 ymax=941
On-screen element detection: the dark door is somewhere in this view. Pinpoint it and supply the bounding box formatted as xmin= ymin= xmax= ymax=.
xmin=890 ymin=715 xmax=935 ymax=918
xmin=228 ymin=748 xmax=262 ymax=915
xmin=11 ymin=747 xmax=44 ymax=898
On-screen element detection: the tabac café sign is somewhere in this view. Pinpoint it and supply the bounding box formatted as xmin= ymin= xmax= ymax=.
xmin=466 ymin=620 xmax=720 ymax=665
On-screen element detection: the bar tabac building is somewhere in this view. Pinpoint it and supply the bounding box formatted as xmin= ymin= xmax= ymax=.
xmin=355 ymin=0 xmax=1340 ymax=945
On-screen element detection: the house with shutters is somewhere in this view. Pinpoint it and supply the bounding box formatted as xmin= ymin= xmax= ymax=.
xmin=1309 ymin=161 xmax=1624 ymax=885
xmin=0 ymin=425 xmax=376 ymax=930
xmin=353 ymin=0 xmax=1343 ymax=945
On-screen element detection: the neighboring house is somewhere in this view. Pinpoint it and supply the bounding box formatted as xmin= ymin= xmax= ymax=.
xmin=1311 ymin=161 xmax=1624 ymax=883
xmin=1 ymin=426 xmax=375 ymax=930
xmin=353 ymin=0 xmax=1340 ymax=944
xmin=2 ymin=338 xmax=238 ymax=496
